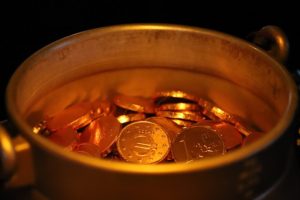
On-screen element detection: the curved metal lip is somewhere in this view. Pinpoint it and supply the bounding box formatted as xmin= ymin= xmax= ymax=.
xmin=5 ymin=23 xmax=299 ymax=174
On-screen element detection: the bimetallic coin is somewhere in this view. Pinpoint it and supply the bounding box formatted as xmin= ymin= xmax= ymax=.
xmin=157 ymin=103 xmax=200 ymax=111
xmin=154 ymin=90 xmax=199 ymax=103
xmin=80 ymin=116 xmax=121 ymax=153
xmin=47 ymin=102 xmax=93 ymax=132
xmin=213 ymin=122 xmax=243 ymax=150
xmin=156 ymin=111 xmax=204 ymax=122
xmin=117 ymin=113 xmax=146 ymax=124
xmin=113 ymin=94 xmax=155 ymax=114
xmin=117 ymin=121 xmax=170 ymax=164
xmin=172 ymin=126 xmax=225 ymax=163
xmin=146 ymin=117 xmax=182 ymax=142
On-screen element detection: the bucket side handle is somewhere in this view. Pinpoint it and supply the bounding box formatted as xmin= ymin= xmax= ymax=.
xmin=0 ymin=121 xmax=34 ymax=189
xmin=247 ymin=25 xmax=289 ymax=63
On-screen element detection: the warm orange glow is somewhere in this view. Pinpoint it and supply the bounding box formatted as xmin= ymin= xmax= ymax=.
xmin=117 ymin=115 xmax=130 ymax=124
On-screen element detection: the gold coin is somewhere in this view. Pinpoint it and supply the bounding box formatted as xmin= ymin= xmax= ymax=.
xmin=146 ymin=117 xmax=182 ymax=161
xmin=172 ymin=126 xmax=225 ymax=163
xmin=156 ymin=111 xmax=204 ymax=122
xmin=117 ymin=113 xmax=146 ymax=124
xmin=213 ymin=122 xmax=243 ymax=150
xmin=154 ymin=90 xmax=199 ymax=103
xmin=146 ymin=117 xmax=181 ymax=142
xmin=80 ymin=116 xmax=121 ymax=153
xmin=113 ymin=94 xmax=155 ymax=114
xmin=157 ymin=103 xmax=200 ymax=111
xmin=198 ymin=98 xmax=220 ymax=120
xmin=117 ymin=121 xmax=170 ymax=164
xmin=47 ymin=102 xmax=93 ymax=131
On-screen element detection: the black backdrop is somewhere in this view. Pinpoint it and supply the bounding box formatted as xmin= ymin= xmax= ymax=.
xmin=1 ymin=1 xmax=299 ymax=119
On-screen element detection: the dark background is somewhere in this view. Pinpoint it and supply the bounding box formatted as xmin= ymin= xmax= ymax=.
xmin=0 ymin=1 xmax=299 ymax=199
xmin=0 ymin=1 xmax=299 ymax=120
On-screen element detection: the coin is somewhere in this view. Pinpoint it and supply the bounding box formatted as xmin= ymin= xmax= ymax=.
xmin=113 ymin=94 xmax=155 ymax=114
xmin=117 ymin=121 xmax=170 ymax=164
xmin=117 ymin=113 xmax=146 ymax=124
xmin=192 ymin=119 xmax=218 ymax=127
xmin=198 ymin=99 xmax=220 ymax=120
xmin=48 ymin=127 xmax=77 ymax=147
xmin=80 ymin=116 xmax=121 ymax=153
xmin=157 ymin=103 xmax=200 ymax=111
xmin=91 ymin=99 xmax=115 ymax=118
xmin=154 ymin=90 xmax=199 ymax=103
xmin=231 ymin=116 xmax=254 ymax=137
xmin=146 ymin=117 xmax=182 ymax=161
xmin=213 ymin=122 xmax=243 ymax=150
xmin=172 ymin=126 xmax=225 ymax=163
xmin=32 ymin=120 xmax=51 ymax=136
xmin=242 ymin=131 xmax=264 ymax=145
xmin=156 ymin=111 xmax=204 ymax=122
xmin=146 ymin=117 xmax=182 ymax=142
xmin=47 ymin=102 xmax=93 ymax=131
xmin=171 ymin=119 xmax=194 ymax=127
xmin=73 ymin=142 xmax=101 ymax=157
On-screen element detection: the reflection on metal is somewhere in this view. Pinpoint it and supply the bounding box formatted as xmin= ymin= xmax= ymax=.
xmin=0 ymin=124 xmax=16 ymax=181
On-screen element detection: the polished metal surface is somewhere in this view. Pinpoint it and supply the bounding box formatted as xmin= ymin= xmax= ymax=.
xmin=2 ymin=24 xmax=298 ymax=199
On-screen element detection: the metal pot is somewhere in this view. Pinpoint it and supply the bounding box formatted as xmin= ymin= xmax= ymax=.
xmin=0 ymin=24 xmax=298 ymax=200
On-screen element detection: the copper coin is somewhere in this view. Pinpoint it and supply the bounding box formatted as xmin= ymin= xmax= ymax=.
xmin=32 ymin=120 xmax=51 ymax=136
xmin=172 ymin=126 xmax=225 ymax=163
xmin=80 ymin=116 xmax=121 ymax=153
xmin=213 ymin=122 xmax=243 ymax=150
xmin=117 ymin=113 xmax=146 ymax=124
xmin=47 ymin=102 xmax=93 ymax=131
xmin=73 ymin=142 xmax=101 ymax=157
xmin=117 ymin=121 xmax=170 ymax=164
xmin=156 ymin=111 xmax=204 ymax=122
xmin=210 ymin=106 xmax=234 ymax=122
xmin=113 ymin=94 xmax=155 ymax=114
xmin=91 ymin=99 xmax=115 ymax=118
xmin=157 ymin=103 xmax=200 ymax=111
xmin=243 ymin=131 xmax=264 ymax=145
xmin=231 ymin=116 xmax=254 ymax=137
xmin=47 ymin=127 xmax=77 ymax=147
xmin=171 ymin=119 xmax=194 ymax=127
xmin=154 ymin=90 xmax=199 ymax=103
xmin=146 ymin=117 xmax=182 ymax=142
xmin=198 ymin=99 xmax=220 ymax=120
xmin=192 ymin=119 xmax=218 ymax=127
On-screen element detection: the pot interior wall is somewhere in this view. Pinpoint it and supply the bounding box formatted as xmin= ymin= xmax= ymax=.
xmin=12 ymin=25 xmax=291 ymax=133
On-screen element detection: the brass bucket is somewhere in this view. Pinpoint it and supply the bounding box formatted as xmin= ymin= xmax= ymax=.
xmin=1 ymin=24 xmax=298 ymax=200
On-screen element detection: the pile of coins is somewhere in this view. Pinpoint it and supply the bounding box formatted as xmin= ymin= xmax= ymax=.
xmin=33 ymin=90 xmax=261 ymax=164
